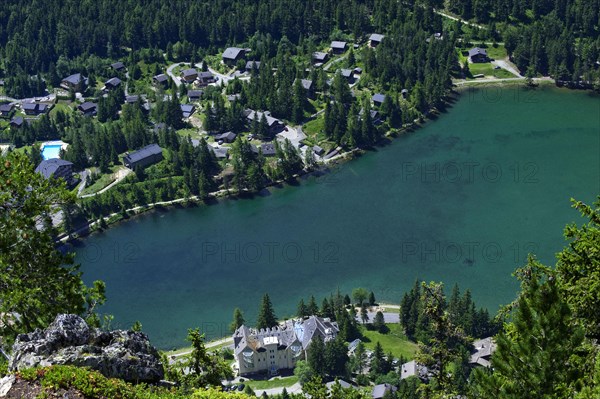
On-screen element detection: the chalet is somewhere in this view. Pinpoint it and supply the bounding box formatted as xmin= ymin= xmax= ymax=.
xmin=10 ymin=116 xmax=24 ymax=128
xmin=360 ymin=108 xmax=382 ymax=125
xmin=198 ymin=71 xmax=216 ymax=85
xmin=111 ymin=62 xmax=126 ymax=72
xmin=22 ymin=103 xmax=49 ymax=115
xmin=297 ymin=79 xmax=315 ymax=98
xmin=468 ymin=47 xmax=488 ymax=63
xmin=233 ymin=316 xmax=339 ymax=376
xmin=227 ymin=94 xmax=241 ymax=102
xmin=259 ymin=143 xmax=276 ymax=156
xmin=331 ymin=41 xmax=347 ymax=54
xmin=0 ymin=103 xmax=14 ymax=118
xmin=181 ymin=69 xmax=198 ymax=84
xmin=372 ymin=384 xmax=397 ymax=399
xmin=123 ymin=144 xmax=163 ymax=170
xmin=215 ymin=131 xmax=237 ymax=143
xmin=104 ymin=77 xmax=121 ymax=90
xmin=313 ymin=145 xmax=325 ymax=156
xmin=245 ymin=61 xmax=261 ymax=72
xmin=153 ymin=74 xmax=169 ymax=86
xmin=340 ymin=69 xmax=354 ymax=83
xmin=369 ymin=33 xmax=385 ymax=47
xmin=61 ymin=73 xmax=87 ymax=92
xmin=245 ymin=110 xmax=284 ymax=136
xmin=372 ymin=93 xmax=386 ymax=106
xmin=401 ymin=88 xmax=409 ymax=98
xmin=209 ymin=146 xmax=229 ymax=159
xmin=180 ymin=104 xmax=195 ymax=118
xmin=35 ymin=159 xmax=75 ymax=186
xmin=400 ymin=360 xmax=429 ymax=380
xmin=0 ymin=79 xmax=4 ymax=86
xmin=125 ymin=95 xmax=139 ymax=104
xmin=469 ymin=337 xmax=496 ymax=368
xmin=353 ymin=67 xmax=363 ymax=75
xmin=312 ymin=52 xmax=329 ymax=66
xmin=222 ymin=47 xmax=246 ymax=65
xmin=187 ymin=90 xmax=203 ymax=101
xmin=77 ymin=102 xmax=97 ymax=116
xmin=325 ymin=380 xmax=354 ymax=393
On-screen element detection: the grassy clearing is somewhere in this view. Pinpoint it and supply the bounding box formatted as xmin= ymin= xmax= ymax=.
xmin=82 ymin=166 xmax=120 ymax=195
xmin=245 ymin=375 xmax=299 ymax=390
xmin=359 ymin=323 xmax=418 ymax=360
xmin=303 ymin=115 xmax=325 ymax=140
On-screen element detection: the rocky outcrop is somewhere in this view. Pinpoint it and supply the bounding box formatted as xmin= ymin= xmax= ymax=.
xmin=8 ymin=314 xmax=164 ymax=383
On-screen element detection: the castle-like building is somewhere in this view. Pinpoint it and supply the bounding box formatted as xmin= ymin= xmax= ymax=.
xmin=233 ymin=316 xmax=339 ymax=376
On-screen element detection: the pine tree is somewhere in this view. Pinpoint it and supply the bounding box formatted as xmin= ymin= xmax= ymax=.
xmin=256 ymin=293 xmax=278 ymax=329
xmin=229 ymin=307 xmax=245 ymax=332
xmin=308 ymin=335 xmax=326 ymax=378
xmin=307 ymin=295 xmax=319 ymax=316
xmin=297 ymin=298 xmax=308 ymax=318
xmin=470 ymin=260 xmax=585 ymax=399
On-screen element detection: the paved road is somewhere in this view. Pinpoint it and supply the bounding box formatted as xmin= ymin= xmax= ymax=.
xmin=76 ymin=169 xmax=89 ymax=197
xmin=79 ymin=167 xmax=132 ymax=198
xmin=492 ymin=59 xmax=521 ymax=77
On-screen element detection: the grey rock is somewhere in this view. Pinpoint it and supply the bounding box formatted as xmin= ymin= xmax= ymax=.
xmin=0 ymin=375 xmax=15 ymax=397
xmin=9 ymin=314 xmax=163 ymax=383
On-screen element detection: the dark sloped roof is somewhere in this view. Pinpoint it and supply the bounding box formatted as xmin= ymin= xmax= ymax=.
xmin=78 ymin=102 xmax=97 ymax=112
xmin=331 ymin=41 xmax=347 ymax=49
xmin=153 ymin=74 xmax=168 ymax=82
xmin=215 ymin=131 xmax=237 ymax=141
xmin=105 ymin=77 xmax=121 ymax=87
xmin=369 ymin=33 xmax=385 ymax=42
xmin=62 ymin=73 xmax=83 ymax=85
xmin=340 ymin=69 xmax=353 ymax=78
xmin=181 ymin=68 xmax=197 ymax=77
xmin=125 ymin=95 xmax=139 ymax=103
xmin=313 ymin=52 xmax=328 ymax=61
xmin=187 ymin=90 xmax=203 ymax=98
xmin=111 ymin=61 xmax=125 ymax=70
xmin=223 ymin=47 xmax=245 ymax=60
xmin=301 ymin=79 xmax=313 ymax=91
xmin=124 ymin=144 xmax=163 ymax=165
xmin=246 ymin=61 xmax=261 ymax=70
xmin=372 ymin=93 xmax=386 ymax=103
xmin=35 ymin=159 xmax=73 ymax=179
xmin=0 ymin=103 xmax=14 ymax=113
xmin=10 ymin=116 xmax=24 ymax=126
xmin=468 ymin=47 xmax=487 ymax=57
xmin=22 ymin=103 xmax=37 ymax=111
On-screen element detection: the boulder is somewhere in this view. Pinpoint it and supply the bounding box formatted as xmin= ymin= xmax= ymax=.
xmin=9 ymin=314 xmax=164 ymax=383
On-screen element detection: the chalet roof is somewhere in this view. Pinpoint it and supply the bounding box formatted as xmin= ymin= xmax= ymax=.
xmin=301 ymin=79 xmax=313 ymax=91
xmin=331 ymin=41 xmax=347 ymax=50
xmin=223 ymin=47 xmax=245 ymax=60
xmin=181 ymin=68 xmax=197 ymax=78
xmin=124 ymin=144 xmax=163 ymax=165
xmin=187 ymin=90 xmax=203 ymax=98
xmin=372 ymin=383 xmax=397 ymax=399
xmin=153 ymin=74 xmax=168 ymax=83
xmin=62 ymin=73 xmax=84 ymax=85
xmin=125 ymin=95 xmax=139 ymax=104
xmin=246 ymin=110 xmax=281 ymax=127
xmin=22 ymin=103 xmax=37 ymax=112
xmin=468 ymin=47 xmax=488 ymax=57
xmin=209 ymin=146 xmax=229 ymax=158
xmin=215 ymin=131 xmax=237 ymax=141
xmin=369 ymin=33 xmax=385 ymax=43
xmin=372 ymin=93 xmax=386 ymax=104
xmin=35 ymin=159 xmax=72 ymax=179
xmin=180 ymin=104 xmax=195 ymax=117
xmin=199 ymin=71 xmax=214 ymax=80
xmin=0 ymin=103 xmax=14 ymax=113
xmin=400 ymin=360 xmax=428 ymax=380
xmin=340 ymin=69 xmax=353 ymax=78
xmin=105 ymin=77 xmax=121 ymax=87
xmin=111 ymin=61 xmax=125 ymax=70
xmin=78 ymin=102 xmax=97 ymax=112
xmin=10 ymin=116 xmax=24 ymax=126
xmin=313 ymin=52 xmax=328 ymax=61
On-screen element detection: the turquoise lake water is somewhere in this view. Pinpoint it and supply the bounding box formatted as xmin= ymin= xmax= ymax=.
xmin=74 ymin=86 xmax=600 ymax=349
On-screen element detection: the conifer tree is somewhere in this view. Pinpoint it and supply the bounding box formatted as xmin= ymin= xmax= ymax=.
xmin=256 ymin=293 xmax=278 ymax=329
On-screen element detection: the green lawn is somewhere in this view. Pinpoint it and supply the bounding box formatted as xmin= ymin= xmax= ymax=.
xmin=485 ymin=44 xmax=508 ymax=60
xmin=245 ymin=375 xmax=298 ymax=390
xmin=359 ymin=323 xmax=418 ymax=360
xmin=82 ymin=166 xmax=120 ymax=195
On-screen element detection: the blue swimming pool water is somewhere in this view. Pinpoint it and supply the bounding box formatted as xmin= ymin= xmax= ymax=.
xmin=42 ymin=145 xmax=62 ymax=160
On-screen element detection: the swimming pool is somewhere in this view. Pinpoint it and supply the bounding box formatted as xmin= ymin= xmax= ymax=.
xmin=41 ymin=144 xmax=62 ymax=160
